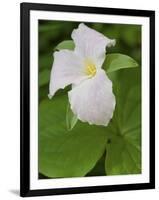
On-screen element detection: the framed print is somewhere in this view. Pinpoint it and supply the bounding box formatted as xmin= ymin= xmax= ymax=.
xmin=20 ymin=2 xmax=155 ymax=197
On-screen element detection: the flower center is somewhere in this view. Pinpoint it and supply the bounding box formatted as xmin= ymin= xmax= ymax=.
xmin=85 ymin=60 xmax=96 ymax=77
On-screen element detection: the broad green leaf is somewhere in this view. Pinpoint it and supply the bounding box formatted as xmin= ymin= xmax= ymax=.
xmin=39 ymin=70 xmax=50 ymax=87
xmin=55 ymin=40 xmax=75 ymax=51
xmin=66 ymin=102 xmax=78 ymax=131
xmin=105 ymin=68 xmax=141 ymax=175
xmin=39 ymin=95 xmax=107 ymax=178
xmin=103 ymin=53 xmax=138 ymax=73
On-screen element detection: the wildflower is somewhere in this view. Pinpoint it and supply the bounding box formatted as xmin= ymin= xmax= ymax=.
xmin=49 ymin=23 xmax=116 ymax=126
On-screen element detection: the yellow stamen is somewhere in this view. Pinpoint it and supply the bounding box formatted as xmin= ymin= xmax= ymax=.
xmin=85 ymin=60 xmax=96 ymax=77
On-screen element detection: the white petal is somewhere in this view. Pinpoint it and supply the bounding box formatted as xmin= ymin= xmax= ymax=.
xmin=49 ymin=50 xmax=87 ymax=97
xmin=72 ymin=23 xmax=116 ymax=68
xmin=68 ymin=70 xmax=116 ymax=126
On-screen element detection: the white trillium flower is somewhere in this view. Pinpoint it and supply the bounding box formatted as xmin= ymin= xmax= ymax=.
xmin=49 ymin=23 xmax=116 ymax=126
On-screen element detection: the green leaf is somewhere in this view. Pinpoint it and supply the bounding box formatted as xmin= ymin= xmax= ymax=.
xmin=103 ymin=53 xmax=138 ymax=73
xmin=39 ymin=95 xmax=107 ymax=178
xmin=105 ymin=68 xmax=141 ymax=175
xmin=55 ymin=40 xmax=75 ymax=51
xmin=39 ymin=70 xmax=50 ymax=87
xmin=38 ymin=66 xmax=141 ymax=177
xmin=66 ymin=102 xmax=78 ymax=131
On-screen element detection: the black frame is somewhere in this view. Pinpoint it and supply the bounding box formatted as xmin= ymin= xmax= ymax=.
xmin=20 ymin=2 xmax=155 ymax=197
